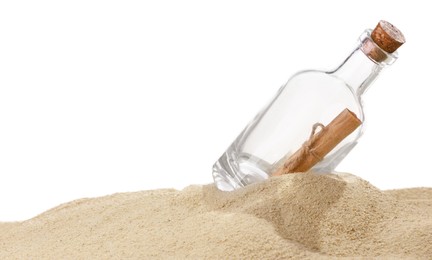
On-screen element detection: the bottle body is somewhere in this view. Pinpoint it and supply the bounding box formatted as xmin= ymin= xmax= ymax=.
xmin=213 ymin=71 xmax=364 ymax=191
xmin=213 ymin=29 xmax=399 ymax=191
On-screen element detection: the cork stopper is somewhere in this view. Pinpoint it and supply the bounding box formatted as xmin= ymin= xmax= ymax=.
xmin=361 ymin=20 xmax=405 ymax=63
xmin=371 ymin=20 xmax=405 ymax=53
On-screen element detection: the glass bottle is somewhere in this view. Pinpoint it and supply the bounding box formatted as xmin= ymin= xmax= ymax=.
xmin=212 ymin=21 xmax=405 ymax=191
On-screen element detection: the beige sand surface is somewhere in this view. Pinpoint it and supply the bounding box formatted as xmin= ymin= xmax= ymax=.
xmin=1 ymin=173 xmax=431 ymax=259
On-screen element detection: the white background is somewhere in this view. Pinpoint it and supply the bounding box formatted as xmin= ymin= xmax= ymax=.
xmin=1 ymin=1 xmax=431 ymax=221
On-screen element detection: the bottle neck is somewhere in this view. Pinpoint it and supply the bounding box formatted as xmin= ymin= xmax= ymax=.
xmin=331 ymin=30 xmax=398 ymax=97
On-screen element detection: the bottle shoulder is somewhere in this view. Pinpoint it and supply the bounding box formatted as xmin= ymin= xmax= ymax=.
xmin=279 ymin=69 xmax=364 ymax=122
xmin=286 ymin=70 xmax=359 ymax=99
xmin=289 ymin=69 xmax=347 ymax=85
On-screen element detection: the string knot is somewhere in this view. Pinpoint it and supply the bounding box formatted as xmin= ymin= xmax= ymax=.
xmin=282 ymin=123 xmax=325 ymax=172
xmin=304 ymin=123 xmax=325 ymax=161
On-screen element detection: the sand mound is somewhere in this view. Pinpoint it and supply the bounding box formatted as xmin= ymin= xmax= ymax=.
xmin=1 ymin=173 xmax=431 ymax=259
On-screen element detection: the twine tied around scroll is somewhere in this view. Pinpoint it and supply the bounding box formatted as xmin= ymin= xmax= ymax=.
xmin=272 ymin=109 xmax=362 ymax=176
xmin=285 ymin=123 xmax=326 ymax=172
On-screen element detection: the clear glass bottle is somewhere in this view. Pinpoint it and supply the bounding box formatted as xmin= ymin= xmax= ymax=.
xmin=213 ymin=21 xmax=405 ymax=191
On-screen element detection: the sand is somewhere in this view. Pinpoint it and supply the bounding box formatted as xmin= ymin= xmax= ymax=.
xmin=1 ymin=173 xmax=431 ymax=259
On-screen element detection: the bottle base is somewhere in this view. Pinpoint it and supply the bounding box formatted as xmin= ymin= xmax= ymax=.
xmin=212 ymin=165 xmax=244 ymax=191
xmin=212 ymin=150 xmax=269 ymax=191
